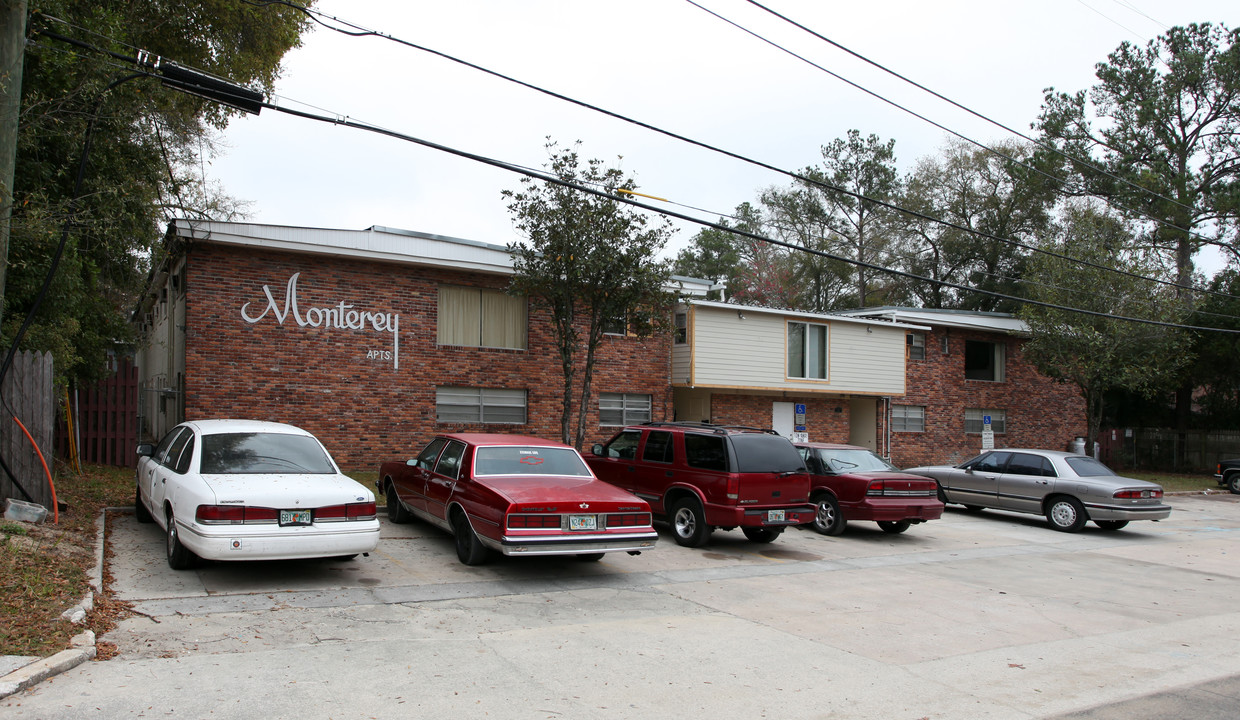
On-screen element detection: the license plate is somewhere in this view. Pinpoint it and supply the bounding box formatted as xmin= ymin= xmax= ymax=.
xmin=280 ymin=510 xmax=312 ymax=526
xmin=568 ymin=514 xmax=597 ymax=531
xmin=767 ymin=509 xmax=786 ymax=523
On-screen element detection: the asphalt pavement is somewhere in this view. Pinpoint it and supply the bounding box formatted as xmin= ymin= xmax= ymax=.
xmin=4 ymin=494 xmax=1240 ymax=719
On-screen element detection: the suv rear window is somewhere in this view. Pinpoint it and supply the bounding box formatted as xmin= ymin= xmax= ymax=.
xmin=729 ymin=434 xmax=805 ymax=473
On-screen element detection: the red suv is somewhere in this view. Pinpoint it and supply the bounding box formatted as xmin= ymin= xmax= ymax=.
xmin=795 ymin=442 xmax=943 ymax=535
xmin=587 ymin=422 xmax=813 ymax=547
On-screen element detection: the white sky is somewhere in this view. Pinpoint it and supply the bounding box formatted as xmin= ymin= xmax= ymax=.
xmin=206 ymin=0 xmax=1239 ymax=272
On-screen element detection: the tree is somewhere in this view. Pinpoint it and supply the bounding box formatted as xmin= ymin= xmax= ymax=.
xmin=504 ymin=141 xmax=676 ymax=449
xmin=1018 ymin=203 xmax=1191 ymax=448
xmin=672 ymin=202 xmax=762 ymax=300
xmin=894 ymin=138 xmax=1057 ymax=311
xmin=761 ymin=130 xmax=902 ymax=311
xmin=1037 ymin=23 xmax=1240 ymax=429
xmin=5 ymin=1 xmax=312 ymax=383
xmin=1183 ymin=270 xmax=1240 ymax=426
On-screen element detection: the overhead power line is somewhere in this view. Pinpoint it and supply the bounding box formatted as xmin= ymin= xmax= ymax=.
xmin=249 ymin=0 xmax=1240 ymax=305
xmin=35 ymin=14 xmax=1240 ymax=334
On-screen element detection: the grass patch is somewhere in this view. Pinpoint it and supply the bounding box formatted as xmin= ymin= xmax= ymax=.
xmin=0 ymin=462 xmax=134 ymax=658
xmin=1124 ymin=471 xmax=1221 ymax=494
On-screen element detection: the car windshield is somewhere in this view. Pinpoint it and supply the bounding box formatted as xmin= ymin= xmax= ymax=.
xmin=818 ymin=449 xmax=895 ymax=473
xmin=473 ymin=446 xmax=591 ymax=477
xmin=1064 ymin=456 xmax=1118 ymax=477
xmin=730 ymin=434 xmax=806 ymax=473
xmin=200 ymin=432 xmax=337 ymax=474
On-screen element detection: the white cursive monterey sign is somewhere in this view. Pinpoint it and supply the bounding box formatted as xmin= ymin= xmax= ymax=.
xmin=240 ymin=272 xmax=401 ymax=369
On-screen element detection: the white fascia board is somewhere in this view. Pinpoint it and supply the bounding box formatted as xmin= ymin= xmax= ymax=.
xmin=834 ymin=307 xmax=1028 ymax=334
xmin=684 ymin=299 xmax=931 ymax=331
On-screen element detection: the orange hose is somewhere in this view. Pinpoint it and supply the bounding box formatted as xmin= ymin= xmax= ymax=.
xmin=12 ymin=415 xmax=57 ymax=524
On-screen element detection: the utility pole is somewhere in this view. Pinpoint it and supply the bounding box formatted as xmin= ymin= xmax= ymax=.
xmin=0 ymin=0 xmax=26 ymax=327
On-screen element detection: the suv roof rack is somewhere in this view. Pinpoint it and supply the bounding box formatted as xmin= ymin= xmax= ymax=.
xmin=640 ymin=421 xmax=779 ymax=435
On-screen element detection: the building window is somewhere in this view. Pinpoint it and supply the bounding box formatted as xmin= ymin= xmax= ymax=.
xmin=907 ymin=332 xmax=925 ymax=360
xmin=673 ymin=311 xmax=688 ymax=345
xmin=436 ymin=386 xmax=527 ymax=424
xmin=437 ymin=286 xmax=527 ymax=349
xmin=941 ymin=334 xmax=950 ymax=354
xmin=892 ymin=405 xmax=925 ymax=432
xmin=964 ymin=340 xmax=1004 ymax=381
xmin=965 ymin=409 xmax=1006 ymax=434
xmin=599 ymin=392 xmax=652 ymax=426
xmin=601 ymin=313 xmax=627 ymax=336
xmin=788 ymin=321 xmax=829 ymax=379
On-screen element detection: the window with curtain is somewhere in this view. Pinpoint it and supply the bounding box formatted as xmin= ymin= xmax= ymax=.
xmin=787 ymin=321 xmax=829 ymax=379
xmin=437 ymin=286 xmax=527 ymax=349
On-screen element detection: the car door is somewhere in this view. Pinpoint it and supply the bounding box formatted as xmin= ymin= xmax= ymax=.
xmin=150 ymin=427 xmax=195 ymax=518
xmin=397 ymin=438 xmax=447 ymax=514
xmin=997 ymin=452 xmax=1056 ymax=512
xmin=591 ymin=429 xmax=643 ymax=493
xmin=951 ymin=451 xmax=1009 ymax=506
xmin=636 ymin=429 xmax=676 ymax=510
xmin=425 ymin=440 xmax=467 ymax=522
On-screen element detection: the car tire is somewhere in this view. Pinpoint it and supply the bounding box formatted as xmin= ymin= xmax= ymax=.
xmin=1094 ymin=520 xmax=1129 ymax=531
xmin=134 ymin=485 xmax=153 ymax=524
xmin=1046 ymin=496 xmax=1088 ymax=533
xmin=669 ymin=497 xmax=710 ymax=548
xmin=575 ymin=553 xmax=605 ymax=562
xmin=742 ymin=527 xmax=783 ymax=543
xmin=452 ymin=510 xmax=489 ymax=566
xmin=811 ymin=493 xmax=846 ymax=536
xmin=166 ymin=510 xmax=198 ymax=570
xmin=1229 ymin=473 xmax=1240 ymax=495
xmin=385 ymin=480 xmax=412 ymax=523
xmin=877 ymin=520 xmax=911 ymax=534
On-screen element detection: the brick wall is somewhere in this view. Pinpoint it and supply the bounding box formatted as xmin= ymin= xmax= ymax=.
xmin=890 ymin=327 xmax=1086 ymax=468
xmin=709 ymin=393 xmax=853 ymax=438
xmin=183 ymin=245 xmax=671 ymax=468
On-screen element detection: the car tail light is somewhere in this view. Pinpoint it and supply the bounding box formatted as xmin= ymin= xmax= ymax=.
xmin=866 ymin=480 xmax=937 ymax=497
xmin=605 ymin=513 xmax=652 ymax=528
xmin=196 ymin=505 xmax=279 ymax=524
xmin=507 ymin=514 xmax=560 ymax=529
xmin=726 ymin=474 xmax=739 ymax=500
xmin=1114 ymin=488 xmax=1163 ymax=499
xmin=316 ymin=502 xmax=378 ymax=522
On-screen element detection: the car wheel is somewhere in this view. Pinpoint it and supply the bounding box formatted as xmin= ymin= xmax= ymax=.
xmin=385 ymin=480 xmax=412 ymax=523
xmin=877 ymin=520 xmax=911 ymax=534
xmin=575 ymin=553 xmax=605 ymax=562
xmin=134 ymin=485 xmax=153 ymax=524
xmin=1046 ymin=496 xmax=1088 ymax=533
xmin=811 ymin=493 xmax=846 ymax=536
xmin=452 ymin=510 xmax=489 ymax=566
xmin=741 ymin=527 xmax=783 ymax=543
xmin=1229 ymin=473 xmax=1240 ymax=495
xmin=1094 ymin=520 xmax=1129 ymax=531
xmin=669 ymin=497 xmax=710 ymax=548
xmin=165 ymin=510 xmax=199 ymax=570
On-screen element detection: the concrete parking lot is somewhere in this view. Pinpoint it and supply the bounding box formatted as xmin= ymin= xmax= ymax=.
xmin=5 ymin=495 xmax=1240 ymax=718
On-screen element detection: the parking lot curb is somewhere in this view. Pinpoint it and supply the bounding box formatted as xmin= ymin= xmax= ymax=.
xmin=0 ymin=631 xmax=95 ymax=699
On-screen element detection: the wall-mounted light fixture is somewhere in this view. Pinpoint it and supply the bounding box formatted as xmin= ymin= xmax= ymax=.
xmin=737 ymin=309 xmax=745 ymax=320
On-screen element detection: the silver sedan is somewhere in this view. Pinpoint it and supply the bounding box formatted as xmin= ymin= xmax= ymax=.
xmin=906 ymin=449 xmax=1171 ymax=532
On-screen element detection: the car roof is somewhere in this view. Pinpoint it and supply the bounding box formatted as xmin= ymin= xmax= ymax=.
xmin=440 ymin=433 xmax=573 ymax=448
xmin=182 ymin=419 xmax=312 ymax=436
xmin=795 ymin=442 xmax=868 ymax=451
xmin=628 ymin=422 xmax=778 ymax=435
xmin=990 ymin=448 xmax=1088 ymax=460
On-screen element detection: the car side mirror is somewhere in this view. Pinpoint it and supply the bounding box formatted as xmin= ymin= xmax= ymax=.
xmin=136 ymin=443 xmax=154 ymax=458
xmin=406 ymin=458 xmax=417 ymax=467
xmin=591 ymin=443 xmax=604 ymax=456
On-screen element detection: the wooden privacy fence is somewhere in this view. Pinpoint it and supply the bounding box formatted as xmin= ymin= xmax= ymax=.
xmin=0 ymin=350 xmax=56 ymax=509
xmin=57 ymin=356 xmax=139 ymax=468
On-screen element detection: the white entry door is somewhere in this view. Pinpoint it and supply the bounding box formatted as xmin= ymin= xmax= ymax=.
xmin=772 ymin=402 xmax=794 ymax=437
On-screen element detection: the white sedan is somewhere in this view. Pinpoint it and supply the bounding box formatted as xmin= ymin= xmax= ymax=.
xmin=135 ymin=420 xmax=380 ymax=569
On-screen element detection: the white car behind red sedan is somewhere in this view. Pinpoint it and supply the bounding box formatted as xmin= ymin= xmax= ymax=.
xmin=135 ymin=420 xmax=380 ymax=568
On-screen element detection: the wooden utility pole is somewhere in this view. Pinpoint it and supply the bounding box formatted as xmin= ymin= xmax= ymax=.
xmin=0 ymin=0 xmax=26 ymax=326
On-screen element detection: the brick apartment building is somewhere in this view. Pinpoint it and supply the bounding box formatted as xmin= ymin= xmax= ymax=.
xmin=135 ymin=221 xmax=1086 ymax=470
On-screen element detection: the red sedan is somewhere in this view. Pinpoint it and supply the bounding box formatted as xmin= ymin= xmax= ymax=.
xmin=379 ymin=433 xmax=658 ymax=565
xmin=795 ymin=442 xmax=944 ymax=535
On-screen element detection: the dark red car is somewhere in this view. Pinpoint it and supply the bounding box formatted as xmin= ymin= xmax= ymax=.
xmin=379 ymin=433 xmax=658 ymax=565
xmin=794 ymin=442 xmax=943 ymax=535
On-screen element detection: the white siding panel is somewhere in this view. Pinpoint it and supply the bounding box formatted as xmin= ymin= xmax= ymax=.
xmin=688 ymin=306 xmax=906 ymax=395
